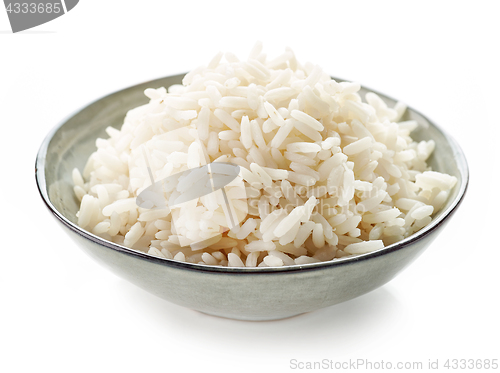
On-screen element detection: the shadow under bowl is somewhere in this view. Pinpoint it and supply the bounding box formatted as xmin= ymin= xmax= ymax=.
xmin=35 ymin=74 xmax=469 ymax=321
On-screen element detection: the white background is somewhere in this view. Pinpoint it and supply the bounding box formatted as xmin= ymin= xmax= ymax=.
xmin=1 ymin=1 xmax=499 ymax=372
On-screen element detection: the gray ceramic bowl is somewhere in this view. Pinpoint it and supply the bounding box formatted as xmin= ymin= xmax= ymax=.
xmin=36 ymin=74 xmax=468 ymax=321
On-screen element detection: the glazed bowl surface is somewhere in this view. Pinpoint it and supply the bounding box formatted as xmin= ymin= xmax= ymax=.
xmin=35 ymin=74 xmax=468 ymax=321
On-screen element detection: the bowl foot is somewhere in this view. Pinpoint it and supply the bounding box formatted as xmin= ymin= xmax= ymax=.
xmin=196 ymin=309 xmax=309 ymax=322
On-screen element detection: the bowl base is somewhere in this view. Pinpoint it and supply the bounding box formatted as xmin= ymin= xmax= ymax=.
xmin=196 ymin=309 xmax=308 ymax=322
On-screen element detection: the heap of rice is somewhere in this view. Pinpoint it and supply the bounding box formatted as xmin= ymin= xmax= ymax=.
xmin=73 ymin=43 xmax=457 ymax=267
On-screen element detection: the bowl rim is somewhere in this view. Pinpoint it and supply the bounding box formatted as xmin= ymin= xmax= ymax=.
xmin=35 ymin=74 xmax=469 ymax=274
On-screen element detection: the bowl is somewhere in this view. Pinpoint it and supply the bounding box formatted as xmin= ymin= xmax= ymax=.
xmin=35 ymin=74 xmax=469 ymax=321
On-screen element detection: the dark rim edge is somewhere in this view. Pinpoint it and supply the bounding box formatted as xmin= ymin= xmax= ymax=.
xmin=35 ymin=74 xmax=470 ymax=275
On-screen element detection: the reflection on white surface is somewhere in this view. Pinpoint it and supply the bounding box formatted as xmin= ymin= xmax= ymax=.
xmin=116 ymin=277 xmax=406 ymax=355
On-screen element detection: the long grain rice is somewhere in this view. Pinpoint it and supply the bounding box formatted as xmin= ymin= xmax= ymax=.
xmin=74 ymin=44 xmax=457 ymax=267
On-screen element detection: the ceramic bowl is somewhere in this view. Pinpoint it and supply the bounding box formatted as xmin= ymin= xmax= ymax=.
xmin=35 ymin=74 xmax=468 ymax=321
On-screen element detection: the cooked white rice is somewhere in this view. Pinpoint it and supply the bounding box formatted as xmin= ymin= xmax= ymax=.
xmin=73 ymin=43 xmax=457 ymax=267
